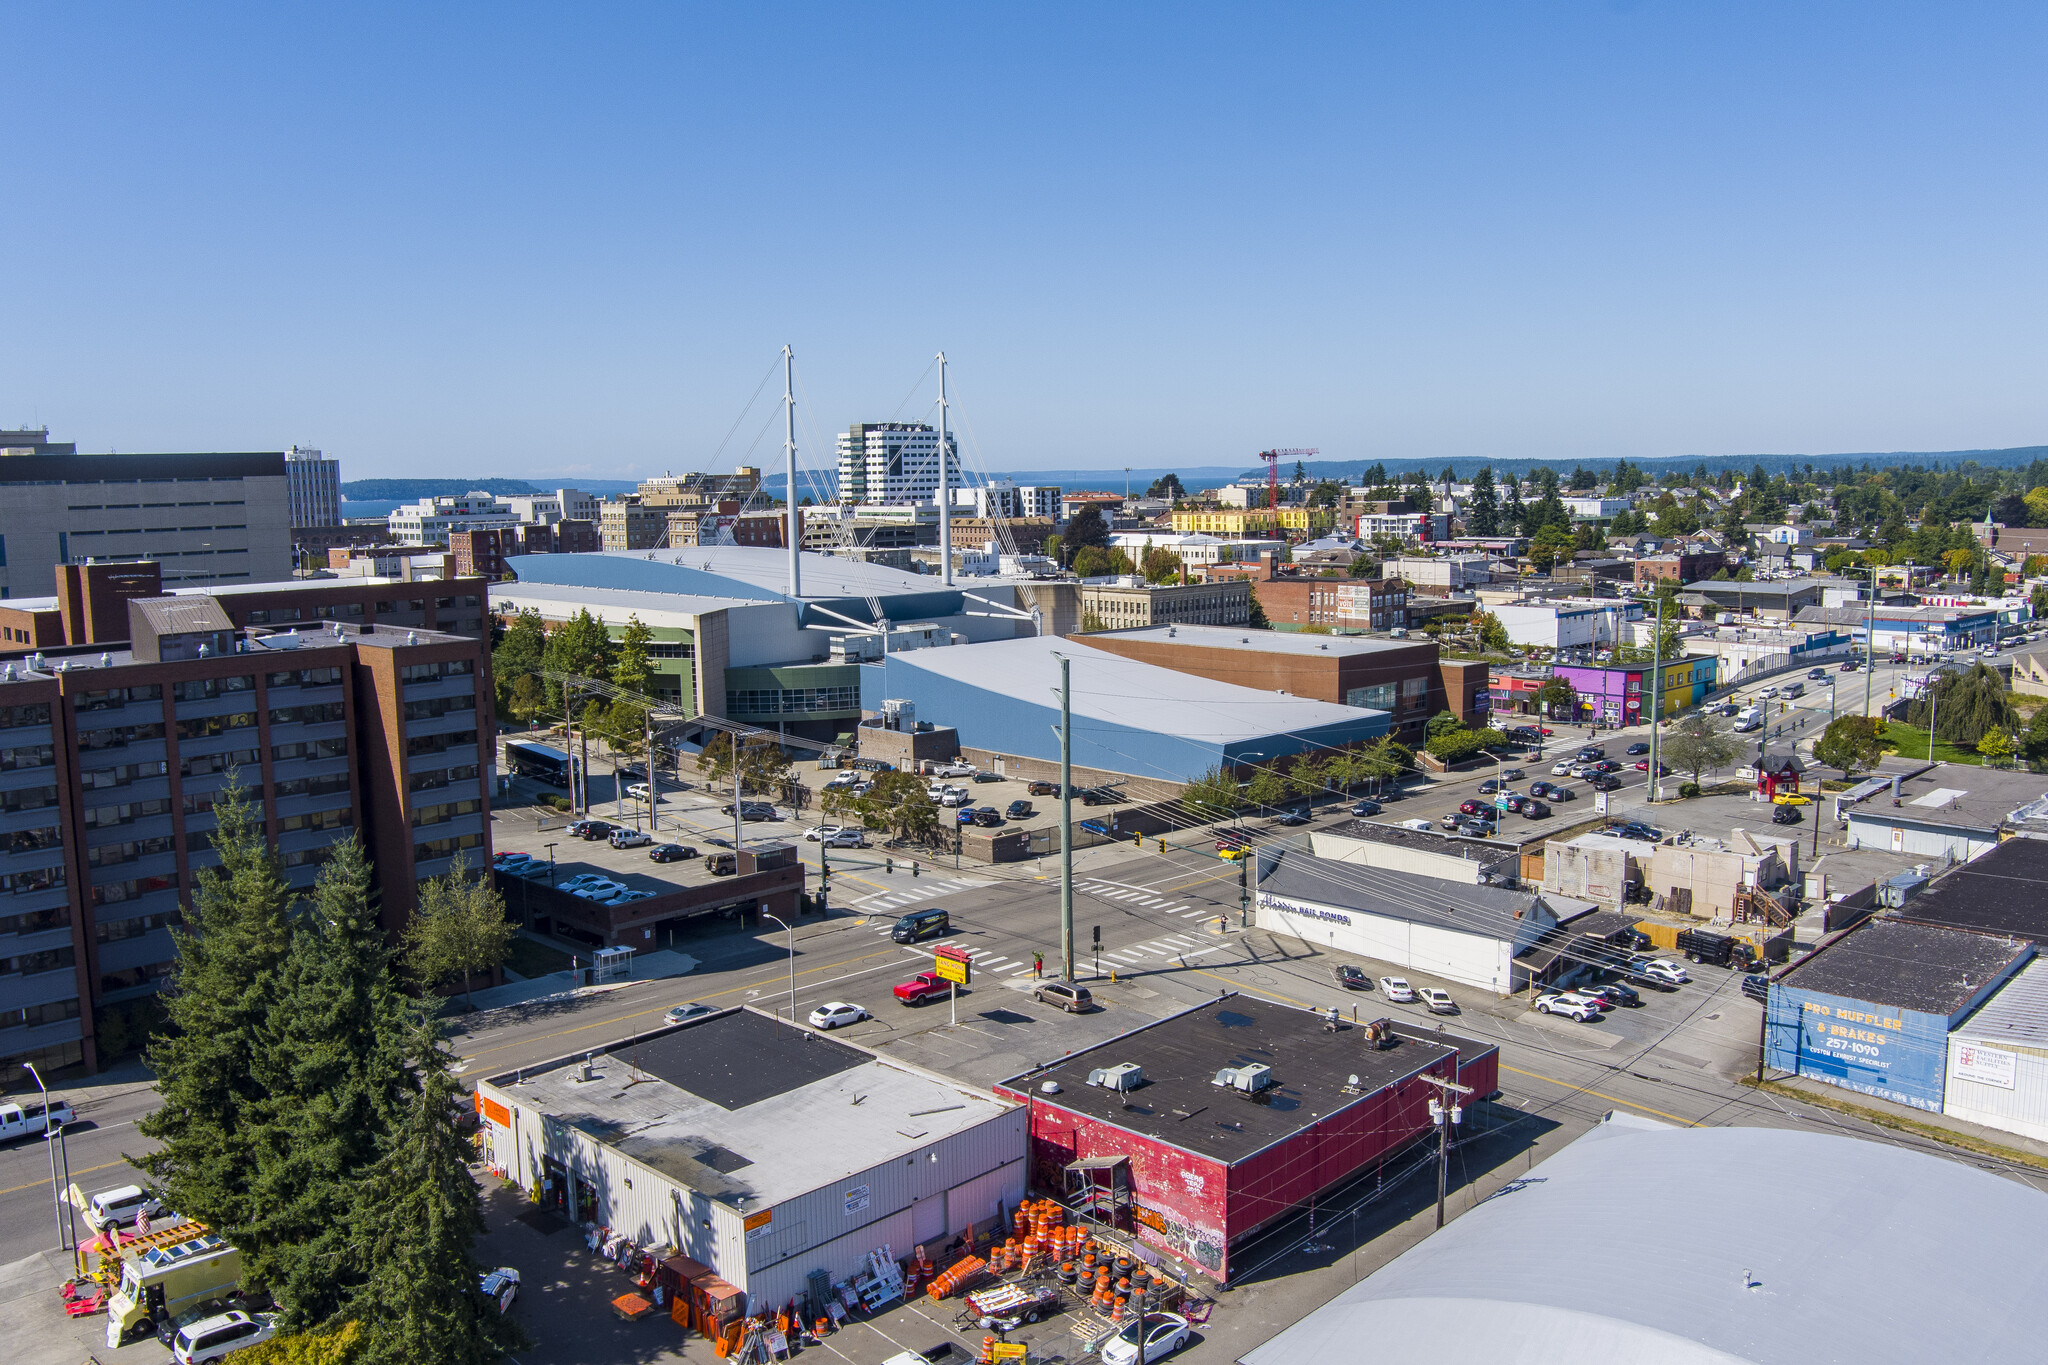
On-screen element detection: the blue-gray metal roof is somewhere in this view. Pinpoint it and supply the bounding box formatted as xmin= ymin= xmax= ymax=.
xmin=1952 ymin=956 xmax=2048 ymax=1048
xmin=1239 ymin=1114 xmax=2048 ymax=1365
xmin=509 ymin=549 xmax=968 ymax=626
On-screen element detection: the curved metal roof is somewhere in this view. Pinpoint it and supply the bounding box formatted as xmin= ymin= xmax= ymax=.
xmin=1240 ymin=1114 xmax=2048 ymax=1365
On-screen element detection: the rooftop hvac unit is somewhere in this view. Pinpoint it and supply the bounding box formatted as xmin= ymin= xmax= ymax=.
xmin=1211 ymin=1063 xmax=1276 ymax=1094
xmin=1877 ymin=870 xmax=1931 ymax=908
xmin=1086 ymin=1062 xmax=1145 ymax=1092
xmin=879 ymin=699 xmax=916 ymax=732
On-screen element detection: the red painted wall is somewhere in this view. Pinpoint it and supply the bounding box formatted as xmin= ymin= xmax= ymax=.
xmin=998 ymin=1037 xmax=1498 ymax=1283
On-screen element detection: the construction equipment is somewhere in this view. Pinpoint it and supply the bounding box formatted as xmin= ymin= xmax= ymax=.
xmin=1255 ymin=448 xmax=1320 ymax=509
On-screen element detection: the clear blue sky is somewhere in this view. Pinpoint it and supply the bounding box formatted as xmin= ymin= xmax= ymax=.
xmin=6 ymin=4 xmax=2047 ymax=482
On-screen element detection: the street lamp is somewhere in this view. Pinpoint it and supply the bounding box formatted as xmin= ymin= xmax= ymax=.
xmin=761 ymin=910 xmax=798 ymax=1024
xmin=545 ymin=842 xmax=558 ymax=890
xmin=22 ymin=1062 xmax=65 ymax=1250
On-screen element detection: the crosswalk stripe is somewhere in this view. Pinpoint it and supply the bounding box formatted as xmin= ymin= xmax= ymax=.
xmin=1108 ymin=951 xmax=1147 ymax=963
xmin=981 ymin=957 xmax=1012 ymax=968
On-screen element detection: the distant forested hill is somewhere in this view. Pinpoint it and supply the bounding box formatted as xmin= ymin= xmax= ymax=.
xmin=340 ymin=478 xmax=545 ymax=499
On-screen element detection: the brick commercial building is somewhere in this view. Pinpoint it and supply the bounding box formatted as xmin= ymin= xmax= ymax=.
xmin=1206 ymin=552 xmax=1409 ymax=632
xmin=994 ymin=993 xmax=1496 ymax=1285
xmin=1078 ymin=577 xmax=1252 ymax=631
xmin=1080 ymin=624 xmax=1470 ymax=742
xmin=449 ymin=520 xmax=599 ymax=579
xmin=0 ymin=565 xmax=490 ymax=1077
xmin=1634 ymin=551 xmax=1724 ymax=586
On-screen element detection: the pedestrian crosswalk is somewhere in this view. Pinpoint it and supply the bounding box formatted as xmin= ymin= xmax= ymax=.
xmin=851 ymin=877 xmax=986 ymax=912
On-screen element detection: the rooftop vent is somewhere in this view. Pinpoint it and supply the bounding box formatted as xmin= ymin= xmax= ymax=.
xmin=1211 ymin=1063 xmax=1276 ymax=1094
xmin=1086 ymin=1062 xmax=1145 ymax=1092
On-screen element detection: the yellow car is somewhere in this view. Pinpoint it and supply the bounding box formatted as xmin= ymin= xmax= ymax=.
xmin=1217 ymin=845 xmax=1248 ymax=861
xmin=1772 ymin=793 xmax=1811 ymax=806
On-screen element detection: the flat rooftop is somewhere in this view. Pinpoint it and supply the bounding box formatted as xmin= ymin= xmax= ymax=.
xmin=1894 ymin=836 xmax=2048 ymax=942
xmin=1783 ymin=918 xmax=2031 ymax=1016
xmin=1314 ymin=819 xmax=1518 ymax=869
xmin=1259 ymin=851 xmax=1542 ymax=942
xmin=509 ymin=547 xmax=949 ymax=604
xmin=485 ymin=1008 xmax=1013 ymax=1208
xmin=1089 ymin=624 xmax=1428 ymax=659
xmin=1002 ymin=993 xmax=1488 ymax=1165
xmin=1844 ymin=763 xmax=2048 ymax=834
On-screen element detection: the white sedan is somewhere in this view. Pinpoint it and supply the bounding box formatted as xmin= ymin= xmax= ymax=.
xmin=1551 ymin=759 xmax=1576 ymax=775
xmin=1419 ymin=988 xmax=1458 ymax=1015
xmin=1099 ymin=1313 xmax=1190 ymax=1365
xmin=1379 ymin=977 xmax=1418 ymax=1002
xmin=804 ymin=824 xmax=848 ymax=843
xmin=1398 ymin=818 xmax=1435 ymax=832
xmin=1641 ymin=958 xmax=1690 ymax=985
xmin=808 ymin=1002 xmax=870 ymax=1030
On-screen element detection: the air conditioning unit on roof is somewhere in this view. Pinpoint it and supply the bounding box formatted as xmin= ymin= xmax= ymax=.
xmin=1086 ymin=1063 xmax=1145 ymax=1092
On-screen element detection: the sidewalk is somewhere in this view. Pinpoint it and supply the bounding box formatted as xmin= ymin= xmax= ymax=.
xmin=452 ymin=949 xmax=701 ymax=1014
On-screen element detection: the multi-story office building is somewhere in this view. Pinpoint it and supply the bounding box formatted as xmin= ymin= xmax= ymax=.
xmin=949 ymin=481 xmax=1062 ymax=520
xmin=834 ymin=423 xmax=959 ymax=506
xmin=503 ymin=488 xmax=601 ymax=525
xmin=386 ymin=493 xmax=522 ymax=545
xmin=283 ymin=446 xmax=343 ymax=528
xmin=0 ymin=434 xmax=293 ymax=596
xmin=1077 ymin=577 xmax=1253 ymax=631
xmin=0 ymin=575 xmax=489 ymax=1076
xmin=634 ymin=469 xmax=761 ymax=508
xmin=598 ymin=497 xmax=668 ymax=551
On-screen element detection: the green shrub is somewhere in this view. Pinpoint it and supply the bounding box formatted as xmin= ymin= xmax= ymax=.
xmin=1679 ymin=782 xmax=1702 ymax=799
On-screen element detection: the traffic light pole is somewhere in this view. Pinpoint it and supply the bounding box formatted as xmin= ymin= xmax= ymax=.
xmin=1058 ymin=654 xmax=1075 ymax=981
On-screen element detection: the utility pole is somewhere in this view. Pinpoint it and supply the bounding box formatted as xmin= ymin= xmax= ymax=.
xmin=1056 ymin=653 xmax=1074 ymax=980
xmin=784 ymin=345 xmax=801 ymax=599
xmin=1420 ymin=1071 xmax=1474 ymax=1230
xmin=1864 ymin=563 xmax=1877 ymax=718
xmin=1645 ymin=592 xmax=1665 ymax=804
xmin=937 ymin=352 xmax=953 ymax=588
xmin=644 ymin=707 xmax=657 ymax=832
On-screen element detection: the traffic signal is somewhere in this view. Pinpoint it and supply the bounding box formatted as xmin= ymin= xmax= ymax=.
xmin=1092 ymin=925 xmax=1101 ymax=947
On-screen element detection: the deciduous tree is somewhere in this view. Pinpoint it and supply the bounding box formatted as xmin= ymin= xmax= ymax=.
xmin=1814 ymin=715 xmax=1884 ymax=782
xmin=403 ymin=855 xmax=516 ymax=1010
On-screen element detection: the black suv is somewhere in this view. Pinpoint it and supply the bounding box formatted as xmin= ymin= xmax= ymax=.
xmin=1006 ymin=799 xmax=1034 ymax=819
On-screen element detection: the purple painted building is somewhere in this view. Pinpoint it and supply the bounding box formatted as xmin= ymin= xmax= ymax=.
xmin=1550 ymin=656 xmax=1718 ymax=726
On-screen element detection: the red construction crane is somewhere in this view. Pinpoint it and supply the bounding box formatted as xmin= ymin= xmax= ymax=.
xmin=1257 ymin=448 xmax=1320 ymax=510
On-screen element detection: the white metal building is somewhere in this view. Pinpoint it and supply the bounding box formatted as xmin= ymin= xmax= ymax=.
xmin=1491 ymin=602 xmax=1630 ymax=650
xmin=1254 ymin=853 xmax=1560 ymax=995
xmin=1944 ymin=957 xmax=2048 ymax=1143
xmin=476 ymin=1008 xmax=1026 ymax=1313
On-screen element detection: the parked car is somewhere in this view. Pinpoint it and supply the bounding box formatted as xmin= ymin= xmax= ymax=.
xmin=1027 ymin=780 xmax=1059 ymax=795
xmin=822 ymin=827 xmax=868 ymax=846
xmin=804 ymin=824 xmax=848 ymax=842
xmin=894 ymin=972 xmax=952 ymax=1006
xmin=83 ymin=1184 xmax=164 ymax=1232
xmin=608 ymin=828 xmax=653 ymax=849
xmin=1500 ymin=768 xmax=1525 ymax=780
xmin=171 ymin=1310 xmax=278 ymax=1364
xmin=807 ymin=1002 xmax=870 ymax=1030
xmin=721 ymin=802 xmax=780 ymax=821
xmin=1741 ymin=973 xmax=1771 ymax=1003
xmin=559 ymin=873 xmax=613 ymax=891
xmin=664 ymin=1002 xmax=715 ymax=1025
xmin=1634 ymin=957 xmax=1690 ymax=985
xmin=1498 ymin=794 xmax=1526 ymax=813
xmin=573 ymin=820 xmax=617 ymax=840
xmin=1439 ymin=812 xmax=1466 ymax=831
xmin=1334 ymin=964 xmax=1372 ymax=991
xmin=1034 ymin=980 xmax=1095 ymax=1013
xmin=972 ymin=770 xmax=1004 ymax=783
xmin=1099 ymin=1313 xmax=1191 ymax=1365
xmin=931 ymin=761 xmax=975 ymax=778
xmin=1535 ymin=993 xmax=1600 ymax=1022
xmin=624 ymin=783 xmax=664 ymax=803
xmin=1350 ymin=799 xmax=1383 ymax=816
xmin=970 ymin=807 xmax=1003 ymax=828
xmin=1419 ymin=988 xmax=1459 ymax=1015
xmin=941 ymin=789 xmax=974 ymax=808
xmin=1379 ymin=976 xmax=1418 ymax=1002
xmin=703 ymin=852 xmax=739 ymax=876
xmin=1006 ymin=799 xmax=1035 ymax=819
xmin=1609 ymin=822 xmax=1662 ymax=842
xmin=1772 ymin=804 xmax=1802 ymax=825
xmin=1580 ymin=981 xmax=1640 ymax=1008
xmin=649 ymin=843 xmax=697 ymax=862
xmin=1460 ymin=819 xmax=1496 ymax=838
xmin=1626 ymin=742 xmax=1650 ymax=755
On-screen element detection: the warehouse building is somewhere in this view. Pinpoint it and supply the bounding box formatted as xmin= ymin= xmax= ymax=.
xmin=1255 ymin=852 xmax=1565 ymax=995
xmin=1838 ymin=765 xmax=2048 ymax=862
xmin=1241 ymin=1113 xmax=2048 ymax=1365
xmin=477 ymin=1008 xmax=1025 ymax=1313
xmin=1764 ymin=918 xmax=2033 ymax=1111
xmin=1309 ymin=820 xmax=1518 ymax=887
xmin=993 ymin=993 xmax=1496 ymax=1285
xmin=1894 ymin=833 xmax=2048 ymax=943
xmin=1942 ymin=957 xmax=2048 ymax=1142
xmin=859 ymin=635 xmax=1391 ymax=785
xmin=1077 ymin=625 xmax=1474 ymax=741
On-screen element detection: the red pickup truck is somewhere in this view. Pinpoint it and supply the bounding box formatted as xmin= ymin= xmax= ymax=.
xmin=894 ymin=971 xmax=951 ymax=1006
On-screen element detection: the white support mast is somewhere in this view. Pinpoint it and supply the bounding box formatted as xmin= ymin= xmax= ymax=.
xmin=937 ymin=351 xmax=953 ymax=587
xmin=784 ymin=345 xmax=800 ymax=599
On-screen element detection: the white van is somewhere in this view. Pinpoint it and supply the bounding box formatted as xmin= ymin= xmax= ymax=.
xmin=1733 ymin=706 xmax=1764 ymax=734
xmin=84 ymin=1184 xmax=163 ymax=1232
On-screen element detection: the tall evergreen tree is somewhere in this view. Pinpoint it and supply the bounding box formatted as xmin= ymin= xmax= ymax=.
xmin=1500 ymin=477 xmax=1526 ymax=535
xmin=347 ymin=1016 xmax=518 ymax=1365
xmin=242 ymin=838 xmax=415 ymax=1327
xmin=1467 ymin=467 xmax=1499 ymax=535
xmin=138 ymin=781 xmax=295 ymax=1250
xmin=611 ymin=613 xmax=656 ymax=696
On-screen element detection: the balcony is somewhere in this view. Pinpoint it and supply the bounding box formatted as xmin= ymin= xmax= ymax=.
xmin=93 ymin=887 xmax=183 ymax=924
xmin=0 ymin=966 xmax=83 ymax=1014
xmin=0 ymin=1014 xmax=83 ymax=1062
xmin=3 ymin=883 xmax=72 ymax=918
xmin=97 ymin=928 xmax=177 ymax=974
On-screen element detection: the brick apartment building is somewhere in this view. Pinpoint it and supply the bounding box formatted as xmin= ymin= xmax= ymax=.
xmin=0 ymin=561 xmax=490 ymax=1076
xmin=1634 ymin=551 xmax=1724 ymax=586
xmin=1209 ymin=552 xmax=1411 ymax=631
xmin=448 ymin=520 xmax=602 ymax=579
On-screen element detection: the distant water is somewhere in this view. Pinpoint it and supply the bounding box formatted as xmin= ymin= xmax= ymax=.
xmin=342 ymin=500 xmax=402 ymax=518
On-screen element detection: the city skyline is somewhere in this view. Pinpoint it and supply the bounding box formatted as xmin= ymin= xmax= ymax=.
xmin=6 ymin=7 xmax=2048 ymax=479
